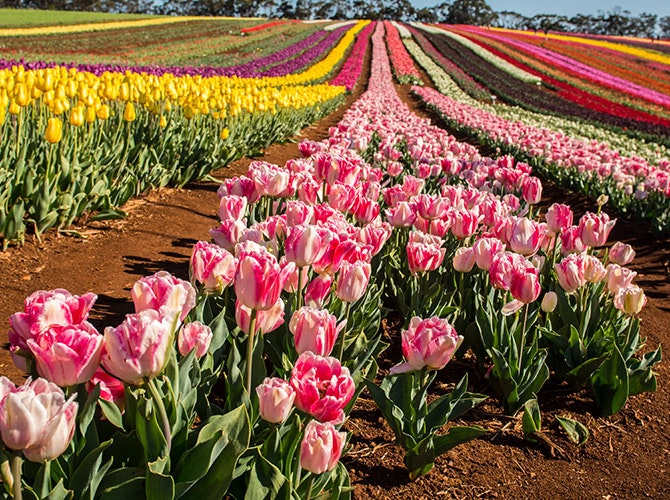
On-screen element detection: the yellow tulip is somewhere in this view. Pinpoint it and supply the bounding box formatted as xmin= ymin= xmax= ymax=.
xmin=97 ymin=104 xmax=110 ymax=120
xmin=85 ymin=106 xmax=96 ymax=123
xmin=220 ymin=128 xmax=229 ymax=140
xmin=123 ymin=102 xmax=136 ymax=122
xmin=8 ymin=100 xmax=20 ymax=115
xmin=15 ymin=83 xmax=30 ymax=107
xmin=45 ymin=117 xmax=63 ymax=144
xmin=69 ymin=106 xmax=84 ymax=127
xmin=159 ymin=115 xmax=167 ymax=128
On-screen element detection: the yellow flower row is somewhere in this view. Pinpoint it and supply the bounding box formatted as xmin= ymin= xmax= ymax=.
xmin=490 ymin=27 xmax=670 ymax=66
xmin=0 ymin=15 xmax=244 ymax=37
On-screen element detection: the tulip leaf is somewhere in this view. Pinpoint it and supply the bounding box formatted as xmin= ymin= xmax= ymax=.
xmin=98 ymin=398 xmax=125 ymax=431
xmin=426 ymin=374 xmax=487 ymax=431
xmin=43 ymin=479 xmax=71 ymax=500
xmin=68 ymin=439 xmax=113 ymax=499
xmin=244 ymin=450 xmax=288 ymax=500
xmin=627 ymin=346 xmax=661 ymax=396
xmin=432 ymin=425 xmax=488 ymax=457
xmin=135 ymin=397 xmax=169 ymax=464
xmin=522 ymin=398 xmax=542 ymax=437
xmin=556 ymin=416 xmax=589 ymax=446
xmin=97 ymin=467 xmax=145 ymax=499
xmin=591 ymin=344 xmax=629 ymax=416
xmin=146 ymin=457 xmax=175 ymax=500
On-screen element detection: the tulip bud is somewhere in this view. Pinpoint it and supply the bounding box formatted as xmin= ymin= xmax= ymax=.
xmin=256 ymin=377 xmax=295 ymax=424
xmin=178 ymin=321 xmax=213 ymax=358
xmin=123 ymin=102 xmax=136 ymax=122
xmin=541 ymin=291 xmax=557 ymax=313
xmin=608 ymin=241 xmax=635 ymax=266
xmin=614 ymin=285 xmax=647 ymax=316
xmin=452 ymin=247 xmax=475 ymax=273
xmin=299 ymin=420 xmax=346 ymax=474
xmin=45 ymin=117 xmax=62 ymax=144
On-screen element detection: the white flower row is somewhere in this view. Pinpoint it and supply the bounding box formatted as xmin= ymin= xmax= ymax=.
xmin=323 ymin=20 xmax=358 ymax=31
xmin=391 ymin=21 xmax=412 ymax=39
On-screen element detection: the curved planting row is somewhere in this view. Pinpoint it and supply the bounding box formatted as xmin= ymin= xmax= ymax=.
xmin=383 ymin=21 xmax=422 ymax=85
xmin=451 ymin=25 xmax=670 ymax=125
xmin=0 ymin=22 xmax=375 ymax=247
xmin=416 ymin=25 xmax=670 ymax=139
xmin=329 ymin=21 xmax=375 ymax=90
xmin=412 ymin=84 xmax=670 ymax=233
xmin=2 ymin=21 xmax=659 ymax=498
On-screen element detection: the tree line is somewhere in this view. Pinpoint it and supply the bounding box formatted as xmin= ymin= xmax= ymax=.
xmin=2 ymin=0 xmax=670 ymax=39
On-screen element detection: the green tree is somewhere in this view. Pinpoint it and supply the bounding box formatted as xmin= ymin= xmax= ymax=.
xmin=446 ymin=0 xmax=497 ymax=26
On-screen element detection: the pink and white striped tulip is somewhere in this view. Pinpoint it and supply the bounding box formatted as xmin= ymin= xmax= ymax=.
xmin=284 ymin=225 xmax=333 ymax=268
xmin=555 ymin=254 xmax=587 ymax=294
xmin=0 ymin=377 xmax=78 ymax=463
xmin=132 ymin=271 xmax=196 ymax=323
xmin=406 ymin=234 xmax=446 ymax=275
xmin=335 ymin=260 xmax=371 ymax=303
xmin=545 ymin=203 xmax=573 ymax=235
xmin=256 ymin=377 xmax=295 ymax=424
xmin=190 ymin=241 xmax=238 ymax=294
xmin=509 ymin=218 xmax=544 ymax=256
xmin=473 ymin=236 xmax=504 ymax=271
xmin=101 ymin=309 xmax=174 ymax=385
xmin=290 ymin=352 xmax=355 ymax=424
xmin=522 ymin=177 xmax=542 ymax=205
xmin=210 ymin=219 xmax=248 ymax=253
xmin=86 ymin=368 xmax=126 ymax=411
xmin=606 ymin=264 xmax=637 ymax=295
xmin=578 ymin=212 xmax=616 ymax=248
xmin=608 ymin=241 xmax=635 ymax=266
xmin=218 ymin=195 xmax=248 ymax=221
xmin=234 ymin=246 xmax=295 ymax=311
xmin=390 ymin=316 xmax=463 ymax=374
xmin=304 ymin=274 xmax=333 ymax=308
xmin=290 ymin=307 xmax=344 ymax=356
xmin=178 ymin=321 xmax=213 ymax=358
xmin=299 ymin=420 xmax=346 ymax=474
xmin=27 ymin=322 xmax=103 ymax=387
xmin=453 ymin=246 xmax=476 ymax=273
xmin=235 ymin=299 xmax=285 ymax=336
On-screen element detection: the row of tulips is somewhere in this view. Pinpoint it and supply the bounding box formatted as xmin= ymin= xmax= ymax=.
xmin=383 ymin=22 xmax=422 ymax=85
xmin=329 ymin=22 xmax=376 ymax=91
xmin=401 ymin=28 xmax=670 ymax=167
xmin=412 ymin=84 xmax=670 ymax=234
xmin=414 ymin=23 xmax=541 ymax=84
xmin=3 ymin=22 xmax=661 ymax=499
xmin=401 ymin=34 xmax=670 ymax=233
xmin=0 ymin=21 xmax=376 ymax=247
xmin=450 ymin=26 xmax=670 ymax=126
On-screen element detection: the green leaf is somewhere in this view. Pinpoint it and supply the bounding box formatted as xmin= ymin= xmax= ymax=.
xmin=432 ymin=425 xmax=487 ymax=457
xmin=43 ymin=480 xmax=72 ymax=500
xmin=627 ymin=346 xmax=662 ymax=396
xmin=98 ymin=468 xmax=145 ymax=499
xmin=565 ymin=354 xmax=608 ymax=388
xmin=556 ymin=416 xmax=589 ymax=446
xmin=147 ymin=457 xmax=175 ymax=500
xmin=522 ymin=398 xmax=541 ymax=437
xmin=591 ymin=344 xmax=630 ymax=416
xmin=243 ymin=451 xmax=288 ymax=500
xmin=98 ymin=398 xmax=125 ymax=431
xmin=68 ymin=440 xmax=113 ymax=499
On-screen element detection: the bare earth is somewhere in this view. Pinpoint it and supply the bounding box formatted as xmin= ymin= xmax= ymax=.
xmin=1 ymin=52 xmax=669 ymax=499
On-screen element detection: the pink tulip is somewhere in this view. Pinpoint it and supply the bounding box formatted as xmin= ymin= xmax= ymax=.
xmin=304 ymin=274 xmax=333 ymax=308
xmin=560 ymin=226 xmax=586 ymax=255
xmin=249 ymin=161 xmax=291 ymax=197
xmin=178 ymin=321 xmax=213 ymax=358
xmin=385 ymin=202 xmax=416 ymax=228
xmin=354 ymin=197 xmax=380 ymax=225
xmin=401 ymin=175 xmax=425 ymax=197
xmin=218 ymin=176 xmax=259 ymax=204
xmin=285 ymin=200 xmax=315 ymax=226
xmin=256 ymin=377 xmax=296 ymax=424
xmin=509 ymin=218 xmax=544 ymax=256
xmin=390 ymin=316 xmax=463 ymax=374
xmin=27 ymin=322 xmax=103 ymax=387
xmin=0 ymin=377 xmax=77 ymax=463
xmin=406 ymin=234 xmax=446 ymax=275
xmin=234 ymin=246 xmax=295 ymax=311
xmin=510 ymin=268 xmax=541 ymax=304
xmin=299 ymin=420 xmax=346 ymax=474
xmin=489 ymin=252 xmax=516 ymax=291
xmin=545 ymin=203 xmax=573 ymax=235
xmin=235 ymin=299 xmax=285 ymax=336
xmin=413 ymin=194 xmax=449 ymax=220
xmin=358 ymin=222 xmax=392 ymax=256
xmin=578 ymin=212 xmax=616 ymax=247
xmin=218 ymin=195 xmax=247 ymax=221
xmin=608 ymin=241 xmax=635 ymax=266
xmin=298 ymin=139 xmax=323 ymax=157
xmin=606 ymin=264 xmax=637 ymax=295
xmin=613 ymin=285 xmax=647 ymax=315
xmin=383 ymin=185 xmax=409 ymax=207
xmin=190 ymin=241 xmax=238 ymax=294
xmin=453 ymin=246 xmax=475 ymax=273
xmin=86 ymin=368 xmax=126 ymax=411
xmin=583 ymin=255 xmax=607 ymax=283
xmin=284 ymin=225 xmax=333 ymax=268
xmin=335 ymin=260 xmax=371 ymax=303
xmin=522 ymin=177 xmax=542 ymax=205
xmin=210 ymin=219 xmax=248 ymax=253
xmin=8 ymin=289 xmax=97 ymax=352
xmin=555 ymin=254 xmax=587 ymax=294
xmin=101 ymin=309 xmax=174 ymax=385
xmin=328 ymin=182 xmax=360 ymax=214
xmin=473 ymin=236 xmax=504 ymax=271
xmin=290 ymin=307 xmax=344 ymax=356
xmin=132 ymin=271 xmax=196 ymax=323
xmin=290 ymin=351 xmax=354 ymax=424
xmin=451 ymin=209 xmax=481 ymax=239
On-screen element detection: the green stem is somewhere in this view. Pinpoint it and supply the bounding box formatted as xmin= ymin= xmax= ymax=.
xmin=246 ymin=309 xmax=258 ymax=397
xmin=146 ymin=377 xmax=172 ymax=452
xmin=11 ymin=454 xmax=22 ymax=500
xmin=297 ymin=267 xmax=304 ymax=312
xmin=305 ymin=476 xmax=315 ymax=499
xmin=519 ymin=304 xmax=529 ymax=370
xmin=337 ymin=301 xmax=351 ymax=360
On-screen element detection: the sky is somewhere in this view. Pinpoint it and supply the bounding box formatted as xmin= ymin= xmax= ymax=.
xmin=414 ymin=1 xmax=670 ymax=18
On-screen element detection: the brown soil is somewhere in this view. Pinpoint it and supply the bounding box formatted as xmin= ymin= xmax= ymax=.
xmin=1 ymin=48 xmax=669 ymax=499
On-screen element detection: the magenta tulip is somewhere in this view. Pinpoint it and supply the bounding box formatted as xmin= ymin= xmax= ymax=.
xmin=304 ymin=274 xmax=333 ymax=308
xmin=27 ymin=322 xmax=103 ymax=387
xmin=234 ymin=245 xmax=295 ymax=310
xmin=86 ymin=368 xmax=126 ymax=412
xmin=290 ymin=352 xmax=354 ymax=424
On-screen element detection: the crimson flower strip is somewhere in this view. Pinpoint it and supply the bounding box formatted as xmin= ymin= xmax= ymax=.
xmin=330 ymin=21 xmax=376 ymax=90
xmin=383 ymin=21 xmax=422 ymax=84
xmin=240 ymin=20 xmax=290 ymax=34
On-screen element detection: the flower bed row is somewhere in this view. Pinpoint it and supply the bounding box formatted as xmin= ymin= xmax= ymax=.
xmin=329 ymin=21 xmax=376 ymax=91
xmin=383 ymin=21 xmax=422 ymax=85
xmin=1 ymin=21 xmax=659 ymax=499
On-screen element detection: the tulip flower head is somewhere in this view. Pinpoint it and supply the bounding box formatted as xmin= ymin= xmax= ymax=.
xmin=190 ymin=241 xmax=238 ymax=294
xmin=256 ymin=377 xmax=295 ymax=424
xmin=299 ymin=420 xmax=346 ymax=474
xmin=132 ymin=271 xmax=196 ymax=323
xmin=178 ymin=321 xmax=213 ymax=358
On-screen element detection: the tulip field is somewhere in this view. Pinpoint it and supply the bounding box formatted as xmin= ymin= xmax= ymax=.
xmin=0 ymin=10 xmax=668 ymax=499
